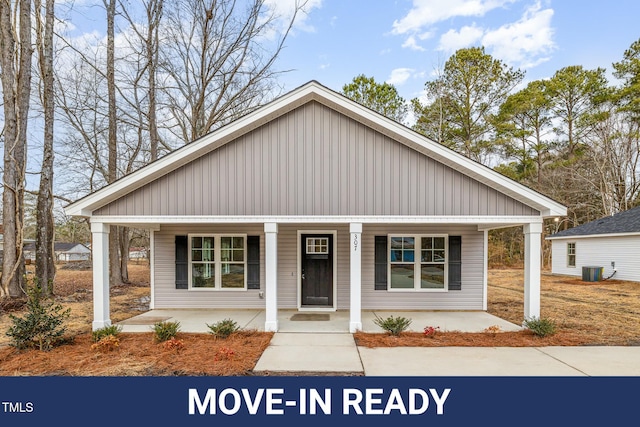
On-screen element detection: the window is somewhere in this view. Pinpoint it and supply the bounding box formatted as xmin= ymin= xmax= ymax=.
xmin=389 ymin=235 xmax=447 ymax=290
xmin=189 ymin=234 xmax=246 ymax=289
xmin=306 ymin=237 xmax=329 ymax=255
xmin=567 ymin=242 xmax=576 ymax=267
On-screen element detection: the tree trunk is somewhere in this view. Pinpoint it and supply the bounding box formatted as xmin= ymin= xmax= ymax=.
xmin=0 ymin=0 xmax=32 ymax=298
xmin=35 ymin=0 xmax=57 ymax=295
xmin=105 ymin=0 xmax=121 ymax=286
xmin=147 ymin=0 xmax=162 ymax=161
xmin=119 ymin=227 xmax=130 ymax=283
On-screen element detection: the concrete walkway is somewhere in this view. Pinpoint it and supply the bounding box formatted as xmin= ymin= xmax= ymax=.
xmin=116 ymin=309 xmax=640 ymax=376
xmin=254 ymin=336 xmax=640 ymax=376
xmin=357 ymin=345 xmax=640 ymax=376
xmin=253 ymin=333 xmax=364 ymax=374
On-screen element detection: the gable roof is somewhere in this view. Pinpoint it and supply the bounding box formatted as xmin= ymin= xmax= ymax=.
xmin=65 ymin=80 xmax=566 ymax=218
xmin=548 ymin=206 xmax=640 ymax=239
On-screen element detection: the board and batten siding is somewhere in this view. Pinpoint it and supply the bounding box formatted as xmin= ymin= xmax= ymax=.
xmin=94 ymin=101 xmax=538 ymax=218
xmin=551 ymin=236 xmax=640 ymax=282
xmin=153 ymin=223 xmax=484 ymax=310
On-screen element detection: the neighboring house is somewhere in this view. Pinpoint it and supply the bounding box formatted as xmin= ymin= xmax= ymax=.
xmin=56 ymin=243 xmax=91 ymax=262
xmin=129 ymin=247 xmax=148 ymax=261
xmin=23 ymin=242 xmax=91 ymax=263
xmin=547 ymin=206 xmax=640 ymax=282
xmin=64 ymin=81 xmax=566 ymax=332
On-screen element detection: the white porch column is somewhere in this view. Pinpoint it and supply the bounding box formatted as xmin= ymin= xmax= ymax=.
xmin=349 ymin=223 xmax=363 ymax=333
xmin=264 ymin=223 xmax=279 ymax=332
xmin=91 ymin=222 xmax=111 ymax=331
xmin=523 ymin=222 xmax=543 ymax=320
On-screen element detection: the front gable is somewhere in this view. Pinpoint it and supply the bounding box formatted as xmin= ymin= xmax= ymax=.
xmin=94 ymin=100 xmax=538 ymax=217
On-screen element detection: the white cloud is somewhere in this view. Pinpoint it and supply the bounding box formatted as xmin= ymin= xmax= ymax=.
xmin=387 ymin=68 xmax=415 ymax=85
xmin=433 ymin=2 xmax=556 ymax=69
xmin=264 ymin=0 xmax=323 ymax=33
xmin=391 ymin=0 xmax=516 ymax=35
xmin=481 ymin=3 xmax=555 ymax=68
xmin=402 ymin=35 xmax=426 ymax=51
xmin=437 ymin=25 xmax=484 ymax=52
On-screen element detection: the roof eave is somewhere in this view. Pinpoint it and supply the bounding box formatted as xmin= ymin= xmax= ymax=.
xmin=65 ymin=80 xmax=567 ymax=219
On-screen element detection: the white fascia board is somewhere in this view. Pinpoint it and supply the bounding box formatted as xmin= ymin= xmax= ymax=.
xmin=90 ymin=215 xmax=543 ymax=226
xmin=65 ymin=81 xmax=566 ymax=218
xmin=64 ymin=84 xmax=320 ymax=218
xmin=309 ymin=84 xmax=566 ymax=217
xmin=477 ymin=219 xmax=543 ymax=231
xmin=546 ymin=232 xmax=640 ymax=240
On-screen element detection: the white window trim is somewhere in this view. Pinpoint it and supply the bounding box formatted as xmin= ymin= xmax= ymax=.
xmin=567 ymin=242 xmax=576 ymax=268
xmin=387 ymin=234 xmax=449 ymax=292
xmin=296 ymin=230 xmax=338 ymax=311
xmin=187 ymin=234 xmax=247 ymax=291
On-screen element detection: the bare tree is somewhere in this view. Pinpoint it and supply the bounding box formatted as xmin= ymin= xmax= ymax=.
xmin=35 ymin=0 xmax=57 ymax=295
xmin=162 ymin=0 xmax=305 ymax=142
xmin=1 ymin=0 xmax=32 ymax=298
xmin=584 ymin=103 xmax=640 ymax=215
xmin=119 ymin=0 xmax=164 ymax=162
xmin=104 ymin=0 xmax=123 ymax=286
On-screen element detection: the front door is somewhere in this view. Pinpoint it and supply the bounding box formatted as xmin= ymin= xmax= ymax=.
xmin=301 ymin=234 xmax=333 ymax=307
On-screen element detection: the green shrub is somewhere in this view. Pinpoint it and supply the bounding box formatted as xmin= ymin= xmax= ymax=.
xmin=373 ymin=314 xmax=412 ymax=336
xmin=5 ymin=284 xmax=71 ymax=351
xmin=152 ymin=321 xmax=181 ymax=342
xmin=207 ymin=318 xmax=240 ymax=339
xmin=523 ymin=316 xmax=557 ymax=337
xmin=92 ymin=325 xmax=123 ymax=342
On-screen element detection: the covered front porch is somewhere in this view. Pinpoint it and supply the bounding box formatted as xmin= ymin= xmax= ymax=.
xmin=89 ymin=218 xmax=545 ymax=333
xmin=115 ymin=308 xmax=523 ymax=333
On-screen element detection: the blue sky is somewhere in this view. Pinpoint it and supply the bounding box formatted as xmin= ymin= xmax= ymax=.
xmin=274 ymin=0 xmax=640 ymax=101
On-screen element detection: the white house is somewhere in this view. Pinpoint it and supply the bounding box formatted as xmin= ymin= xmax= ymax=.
xmin=23 ymin=242 xmax=91 ymax=263
xmin=56 ymin=243 xmax=91 ymax=262
xmin=64 ymin=81 xmax=566 ymax=332
xmin=547 ymin=206 xmax=640 ymax=282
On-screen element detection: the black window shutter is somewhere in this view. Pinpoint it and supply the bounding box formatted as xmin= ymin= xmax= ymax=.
xmin=374 ymin=236 xmax=388 ymax=290
xmin=448 ymin=235 xmax=462 ymax=291
xmin=247 ymin=236 xmax=260 ymax=290
xmin=175 ymin=235 xmax=188 ymax=289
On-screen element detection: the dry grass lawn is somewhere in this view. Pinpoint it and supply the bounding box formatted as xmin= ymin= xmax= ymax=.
xmin=1 ymin=265 xmax=639 ymax=376
xmin=488 ymin=269 xmax=640 ymax=346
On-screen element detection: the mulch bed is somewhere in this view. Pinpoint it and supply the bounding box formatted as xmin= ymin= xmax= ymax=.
xmin=0 ymin=331 xmax=273 ymax=376
xmin=353 ymin=330 xmax=591 ymax=348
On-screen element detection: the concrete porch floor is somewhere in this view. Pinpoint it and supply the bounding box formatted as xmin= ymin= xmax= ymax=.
xmin=116 ymin=309 xmax=522 ymax=334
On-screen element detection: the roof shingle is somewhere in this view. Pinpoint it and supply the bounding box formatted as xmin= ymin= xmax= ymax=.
xmin=550 ymin=206 xmax=640 ymax=238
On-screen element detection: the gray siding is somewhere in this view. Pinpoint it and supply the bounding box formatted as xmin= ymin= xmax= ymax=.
xmin=96 ymin=101 xmax=538 ymax=217
xmin=361 ymin=224 xmax=484 ymax=310
xmin=153 ymin=223 xmax=484 ymax=310
xmin=154 ymin=224 xmax=266 ymax=309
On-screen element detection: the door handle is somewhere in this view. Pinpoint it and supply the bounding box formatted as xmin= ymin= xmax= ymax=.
xmin=302 ymin=273 xmax=305 ymax=280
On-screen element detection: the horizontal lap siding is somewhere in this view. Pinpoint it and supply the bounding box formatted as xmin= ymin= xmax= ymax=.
xmin=154 ymin=223 xmax=485 ymax=310
xmin=94 ymin=102 xmax=539 ymax=217
xmin=153 ymin=224 xmax=351 ymax=309
xmin=276 ymin=224 xmax=351 ymax=309
xmin=551 ymin=236 xmax=640 ymax=282
xmin=361 ymin=224 xmax=485 ymax=310
xmin=154 ymin=225 xmax=265 ymax=309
